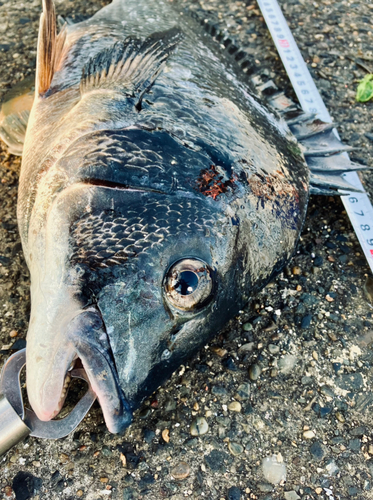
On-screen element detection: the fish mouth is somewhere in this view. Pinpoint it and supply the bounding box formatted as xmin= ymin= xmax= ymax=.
xmin=26 ymin=305 xmax=132 ymax=433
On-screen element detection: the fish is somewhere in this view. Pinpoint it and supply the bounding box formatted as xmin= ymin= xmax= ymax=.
xmin=0 ymin=0 xmax=366 ymax=434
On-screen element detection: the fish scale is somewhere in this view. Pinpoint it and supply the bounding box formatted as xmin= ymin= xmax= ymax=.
xmin=70 ymin=196 xmax=217 ymax=269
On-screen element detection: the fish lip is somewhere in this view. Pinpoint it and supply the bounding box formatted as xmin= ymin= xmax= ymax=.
xmin=68 ymin=307 xmax=133 ymax=433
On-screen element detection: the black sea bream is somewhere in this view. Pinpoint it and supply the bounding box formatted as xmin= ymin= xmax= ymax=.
xmin=0 ymin=0 xmax=363 ymax=433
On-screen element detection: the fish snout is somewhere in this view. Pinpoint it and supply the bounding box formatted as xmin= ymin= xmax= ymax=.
xmin=26 ymin=299 xmax=132 ymax=433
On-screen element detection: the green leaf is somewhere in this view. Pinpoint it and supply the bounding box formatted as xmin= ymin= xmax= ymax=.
xmin=356 ymin=74 xmax=373 ymax=102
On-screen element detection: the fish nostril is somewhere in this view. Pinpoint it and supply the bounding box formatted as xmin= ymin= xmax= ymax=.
xmin=169 ymin=326 xmax=183 ymax=343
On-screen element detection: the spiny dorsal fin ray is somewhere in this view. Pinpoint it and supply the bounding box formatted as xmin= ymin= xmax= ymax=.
xmin=80 ymin=28 xmax=184 ymax=100
xmin=281 ymin=110 xmax=317 ymax=126
xmin=310 ymin=172 xmax=363 ymax=193
xmin=289 ymin=119 xmax=334 ymax=141
xmin=36 ymin=0 xmax=67 ymax=96
xmin=248 ymin=70 xmax=367 ymax=195
xmin=300 ymin=129 xmax=355 ymax=157
xmin=307 ymin=154 xmax=371 ymax=173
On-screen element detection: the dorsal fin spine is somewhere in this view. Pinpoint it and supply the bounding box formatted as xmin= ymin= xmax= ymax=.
xmin=36 ymin=0 xmax=66 ymax=96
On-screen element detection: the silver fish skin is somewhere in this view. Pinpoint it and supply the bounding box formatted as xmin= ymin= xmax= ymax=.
xmin=18 ymin=0 xmax=309 ymax=433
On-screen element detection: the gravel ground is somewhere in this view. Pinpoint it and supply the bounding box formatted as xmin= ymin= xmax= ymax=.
xmin=1 ymin=1 xmax=373 ymax=499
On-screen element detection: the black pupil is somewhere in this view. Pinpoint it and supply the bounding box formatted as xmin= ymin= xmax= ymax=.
xmin=175 ymin=271 xmax=199 ymax=295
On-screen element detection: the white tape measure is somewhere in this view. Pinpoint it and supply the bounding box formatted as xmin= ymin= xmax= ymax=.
xmin=257 ymin=0 xmax=373 ymax=273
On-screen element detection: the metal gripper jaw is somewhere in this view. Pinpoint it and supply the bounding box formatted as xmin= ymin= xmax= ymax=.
xmin=0 ymin=349 xmax=96 ymax=456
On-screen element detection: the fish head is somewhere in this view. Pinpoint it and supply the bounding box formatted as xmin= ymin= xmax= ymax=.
xmin=24 ymin=133 xmax=248 ymax=433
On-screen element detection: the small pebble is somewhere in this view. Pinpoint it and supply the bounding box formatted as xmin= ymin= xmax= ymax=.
xmin=301 ymin=314 xmax=312 ymax=328
xmin=4 ymin=486 xmax=13 ymax=497
xmin=278 ymin=355 xmax=298 ymax=374
xmin=138 ymin=407 xmax=151 ymax=418
xmin=227 ymin=486 xmax=242 ymax=500
xmin=292 ymin=266 xmax=301 ymax=275
xmin=164 ymin=399 xmax=177 ymax=412
xmin=162 ymin=429 xmax=170 ymax=443
xmin=120 ymin=453 xmax=127 ymax=467
xmin=238 ymin=342 xmax=254 ymax=355
xmin=325 ymin=460 xmax=339 ymax=475
xmin=235 ymin=383 xmax=251 ymax=400
xmin=123 ymin=488 xmax=137 ymax=500
xmin=328 ymin=331 xmax=338 ymax=341
xmin=320 ymin=385 xmax=334 ymax=400
xmin=325 ymin=294 xmax=334 ymax=302
xmin=335 ymin=411 xmax=345 ymax=423
xmin=100 ymin=477 xmax=109 ymax=483
xmin=248 ymin=363 xmax=262 ymax=381
xmin=303 ymin=430 xmax=315 ymax=439
xmin=170 ymin=461 xmax=190 ymax=480
xmin=284 ymin=491 xmax=300 ymax=500
xmin=228 ymin=401 xmax=241 ymax=412
xmin=242 ymin=322 xmax=253 ymax=331
xmin=210 ymin=346 xmax=227 ymax=357
xmin=262 ymin=455 xmax=287 ymax=484
xmin=9 ymin=330 xmax=18 ymax=338
xmin=309 ymin=441 xmax=325 ymax=460
xmin=268 ymin=344 xmax=280 ymax=355
xmin=190 ymin=417 xmax=208 ymax=436
xmin=228 ymin=442 xmax=243 ymax=456
xmin=77 ymin=491 xmax=84 ymax=498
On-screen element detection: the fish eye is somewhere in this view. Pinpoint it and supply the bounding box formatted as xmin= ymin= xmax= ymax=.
xmin=164 ymin=258 xmax=213 ymax=311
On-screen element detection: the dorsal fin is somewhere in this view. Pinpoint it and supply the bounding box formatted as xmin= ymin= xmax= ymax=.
xmin=80 ymin=28 xmax=183 ymax=100
xmin=36 ymin=0 xmax=66 ymax=96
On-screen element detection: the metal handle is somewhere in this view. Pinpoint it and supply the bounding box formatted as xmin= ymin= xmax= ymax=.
xmin=0 ymin=349 xmax=96 ymax=456
xmin=0 ymin=394 xmax=30 ymax=456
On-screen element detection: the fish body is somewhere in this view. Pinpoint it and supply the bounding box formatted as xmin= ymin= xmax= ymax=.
xmin=6 ymin=0 xmax=357 ymax=433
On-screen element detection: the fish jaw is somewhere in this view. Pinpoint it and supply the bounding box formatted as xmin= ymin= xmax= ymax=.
xmin=26 ymin=337 xmax=76 ymax=422
xmin=26 ymin=286 xmax=132 ymax=433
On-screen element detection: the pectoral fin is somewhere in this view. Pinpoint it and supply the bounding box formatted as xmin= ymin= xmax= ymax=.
xmin=0 ymin=76 xmax=35 ymax=155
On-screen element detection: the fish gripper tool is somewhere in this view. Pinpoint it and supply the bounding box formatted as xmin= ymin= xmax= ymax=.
xmin=0 ymin=348 xmax=96 ymax=456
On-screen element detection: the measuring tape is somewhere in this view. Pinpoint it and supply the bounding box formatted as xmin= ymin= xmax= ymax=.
xmin=257 ymin=0 xmax=373 ymax=274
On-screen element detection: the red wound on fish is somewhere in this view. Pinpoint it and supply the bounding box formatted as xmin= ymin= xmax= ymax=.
xmin=196 ymin=165 xmax=236 ymax=200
